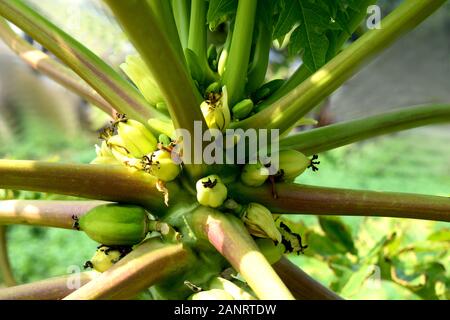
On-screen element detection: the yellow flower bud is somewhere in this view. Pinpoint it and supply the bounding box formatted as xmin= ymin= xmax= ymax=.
xmin=86 ymin=246 xmax=131 ymax=273
xmin=200 ymin=87 xmax=231 ymax=132
xmin=117 ymin=119 xmax=157 ymax=158
xmin=242 ymin=203 xmax=281 ymax=243
xmin=143 ymin=150 xmax=181 ymax=182
xmin=209 ymin=277 xmax=256 ymax=300
xmin=120 ymin=55 xmax=164 ymax=106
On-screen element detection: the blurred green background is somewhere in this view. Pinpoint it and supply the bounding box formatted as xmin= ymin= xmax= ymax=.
xmin=0 ymin=0 xmax=449 ymax=299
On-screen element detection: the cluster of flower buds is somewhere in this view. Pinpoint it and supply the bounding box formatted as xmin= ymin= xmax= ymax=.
xmin=91 ymin=114 xmax=182 ymax=183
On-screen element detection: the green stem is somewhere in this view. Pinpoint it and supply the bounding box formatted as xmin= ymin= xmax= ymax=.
xmin=0 ymin=200 xmax=107 ymax=229
xmin=222 ymin=0 xmax=258 ymax=106
xmin=0 ymin=0 xmax=165 ymax=125
xmin=280 ymin=104 xmax=450 ymax=155
xmin=64 ymin=239 xmax=192 ymax=300
xmin=230 ymin=182 xmax=450 ymax=222
xmin=0 ymin=160 xmax=184 ymax=213
xmin=147 ymin=0 xmax=186 ymax=65
xmin=188 ymin=0 xmax=207 ymax=64
xmin=172 ymin=0 xmax=190 ymax=49
xmin=235 ymin=0 xmax=446 ymax=131
xmin=105 ymin=0 xmax=207 ymax=179
xmin=259 ymin=0 xmax=377 ymax=109
xmin=273 ymin=257 xmax=343 ymax=300
xmin=188 ymin=207 xmax=295 ymax=300
xmin=0 ymin=18 xmax=114 ymax=116
xmin=0 ymin=226 xmax=16 ymax=287
xmin=246 ymin=20 xmax=272 ymax=94
xmin=0 ymin=272 xmax=97 ymax=300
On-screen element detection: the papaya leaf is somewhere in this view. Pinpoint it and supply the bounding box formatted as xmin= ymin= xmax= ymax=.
xmin=318 ymin=216 xmax=357 ymax=255
xmin=207 ymin=0 xmax=237 ymax=31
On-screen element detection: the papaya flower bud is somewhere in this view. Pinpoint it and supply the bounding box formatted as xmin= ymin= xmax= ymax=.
xmin=120 ymin=55 xmax=164 ymax=106
xmin=200 ymin=86 xmax=231 ymax=132
xmin=142 ymin=150 xmax=181 ymax=182
xmin=85 ymin=245 xmax=132 ymax=273
xmin=242 ymin=203 xmax=281 ymax=243
xmin=117 ymin=118 xmax=157 ymax=158
xmin=189 ymin=289 xmax=234 ymax=300
xmin=240 ymin=162 xmax=270 ymax=187
xmin=90 ymin=141 xmax=120 ymax=165
xmin=232 ymin=98 xmax=254 ymax=120
xmin=196 ymin=175 xmax=228 ymax=208
xmin=209 ymin=277 xmax=256 ymax=300
xmin=276 ymin=150 xmax=314 ymax=181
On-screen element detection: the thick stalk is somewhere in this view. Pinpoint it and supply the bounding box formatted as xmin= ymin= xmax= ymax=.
xmin=188 ymin=207 xmax=294 ymax=300
xmin=280 ymin=104 xmax=450 ymax=155
xmin=234 ymin=0 xmax=447 ymax=131
xmin=0 ymin=0 xmax=166 ymax=125
xmin=0 ymin=200 xmax=107 ymax=229
xmin=0 ymin=160 xmax=185 ymax=213
xmin=0 ymin=18 xmax=114 ymax=116
xmin=230 ymin=183 xmax=450 ymax=222
xmin=172 ymin=0 xmax=190 ymax=49
xmin=222 ymin=0 xmax=258 ymax=106
xmin=146 ymin=0 xmax=186 ymax=65
xmin=0 ymin=226 xmax=16 ymax=286
xmin=0 ymin=272 xmax=97 ymax=300
xmin=104 ymin=0 xmax=207 ymax=179
xmin=64 ymin=239 xmax=192 ymax=300
xmin=273 ymin=257 xmax=343 ymax=300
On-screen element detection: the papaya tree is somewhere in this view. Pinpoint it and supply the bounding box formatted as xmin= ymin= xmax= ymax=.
xmin=0 ymin=0 xmax=449 ymax=300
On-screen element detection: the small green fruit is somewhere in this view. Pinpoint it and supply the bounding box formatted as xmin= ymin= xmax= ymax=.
xmin=196 ymin=175 xmax=228 ymax=208
xmin=78 ymin=204 xmax=149 ymax=246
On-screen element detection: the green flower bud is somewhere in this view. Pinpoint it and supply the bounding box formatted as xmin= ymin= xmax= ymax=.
xmin=242 ymin=203 xmax=281 ymax=243
xmin=189 ymin=289 xmax=234 ymax=300
xmin=209 ymin=277 xmax=256 ymax=300
xmin=240 ymin=163 xmax=269 ymax=187
xmin=205 ymin=81 xmax=222 ymax=95
xmin=117 ymin=119 xmax=158 ymax=158
xmin=143 ymin=150 xmax=181 ymax=182
xmin=78 ymin=204 xmax=149 ymax=246
xmin=196 ymin=175 xmax=228 ymax=208
xmin=120 ymin=55 xmax=164 ymax=106
xmin=277 ymin=150 xmax=311 ymax=181
xmin=200 ymin=87 xmax=231 ymax=132
xmin=252 ymin=79 xmax=285 ymax=103
xmin=232 ymin=99 xmax=254 ymax=120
